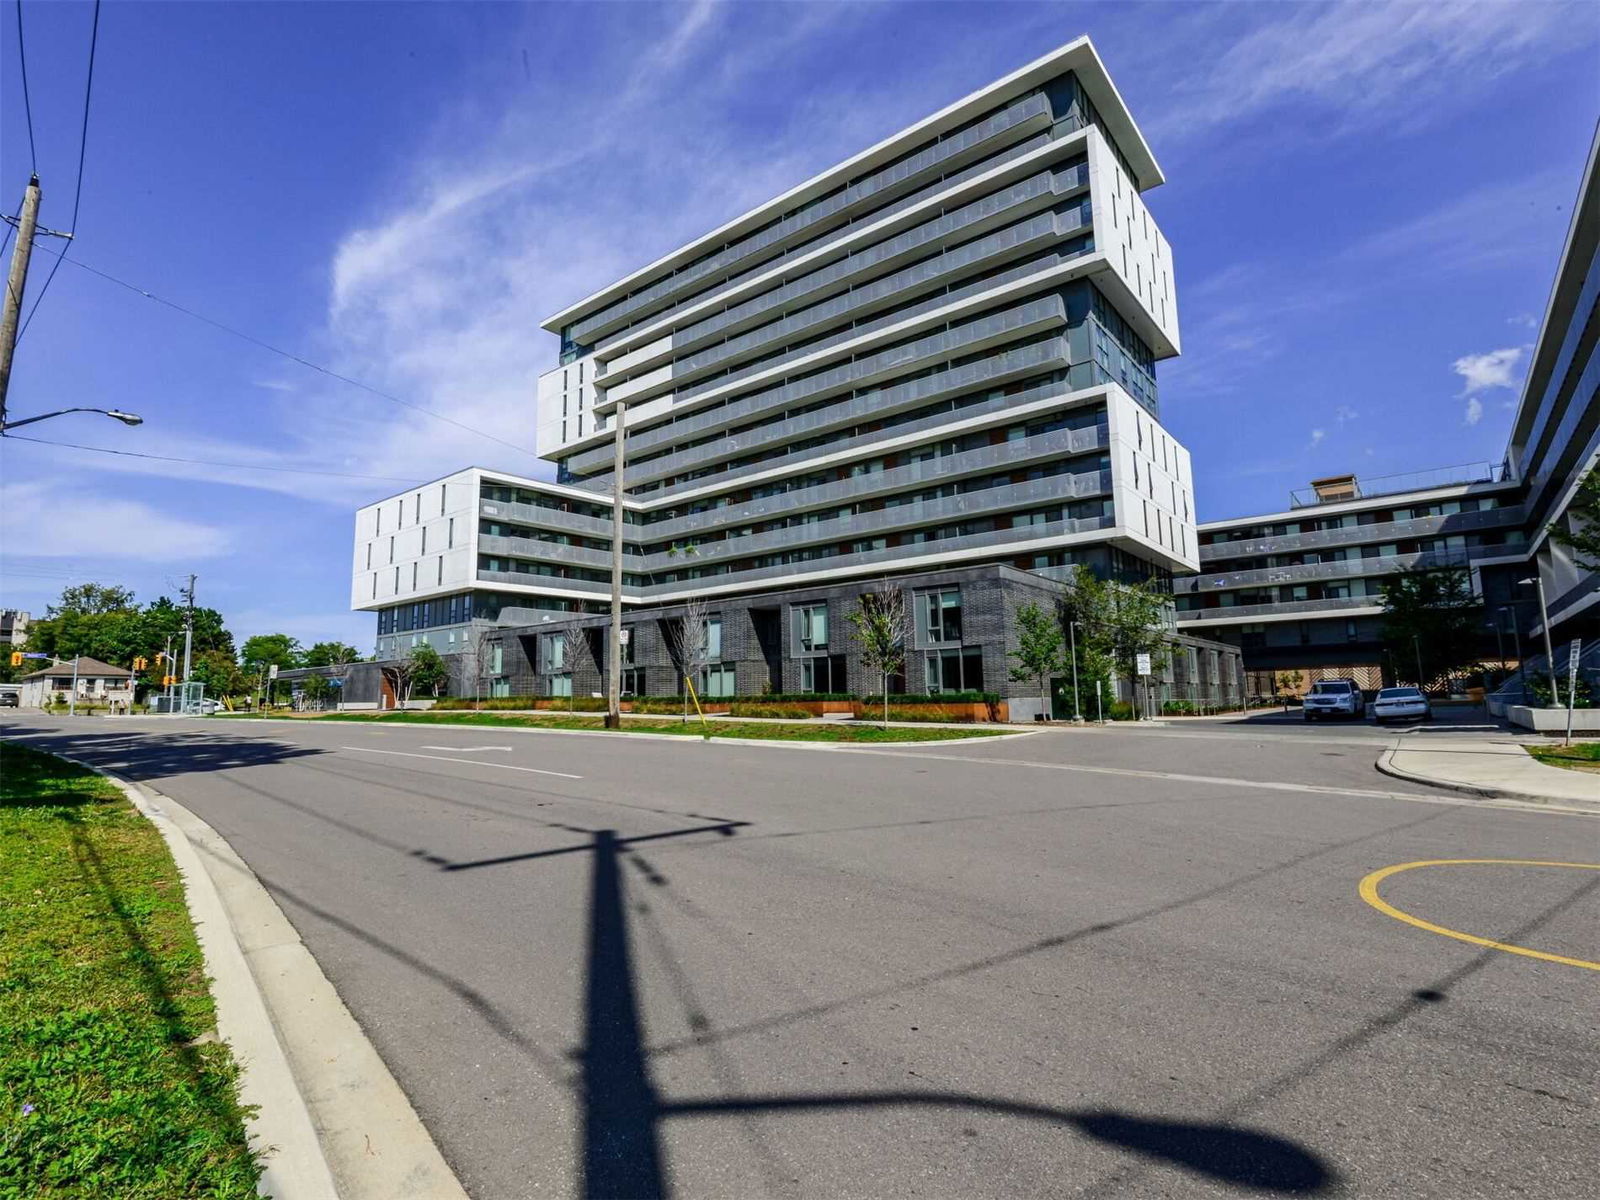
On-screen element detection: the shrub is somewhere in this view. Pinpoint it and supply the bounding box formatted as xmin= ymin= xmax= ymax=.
xmin=860 ymin=692 xmax=999 ymax=705
xmin=432 ymin=696 xmax=605 ymax=711
xmin=629 ymin=696 xmax=694 ymax=715
xmin=1107 ymin=701 xmax=1136 ymax=721
xmin=883 ymin=706 xmax=977 ymax=723
xmin=1161 ymin=700 xmax=1197 ymax=716
xmin=729 ymin=703 xmax=815 ymax=719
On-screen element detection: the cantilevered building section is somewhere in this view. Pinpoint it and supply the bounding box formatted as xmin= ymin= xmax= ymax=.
xmin=353 ymin=37 xmax=1236 ymax=709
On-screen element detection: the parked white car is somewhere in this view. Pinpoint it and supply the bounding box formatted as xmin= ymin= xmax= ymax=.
xmin=1302 ymin=679 xmax=1366 ymax=721
xmin=1371 ymin=686 xmax=1432 ymax=724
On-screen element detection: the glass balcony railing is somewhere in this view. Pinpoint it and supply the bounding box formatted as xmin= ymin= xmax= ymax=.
xmin=1175 ymin=595 xmax=1380 ymax=622
xmin=646 ymin=168 xmax=1089 ymax=378
xmin=571 ymin=92 xmax=1053 ymax=345
xmin=479 ymin=499 xmax=616 ymax=540
xmin=475 ymin=570 xmax=616 ymax=598
xmin=477 ymin=534 xmax=618 ymax=571
xmin=637 ymin=470 xmax=1111 ymax=572
xmin=624 ymin=362 xmax=1092 ymax=494
xmin=567 ymin=334 xmax=1071 ymax=477
xmin=643 ymin=428 xmax=1110 ymax=540
xmin=1173 ymin=548 xmax=1471 ymax=594
xmin=1198 ymin=505 xmax=1524 ymax=562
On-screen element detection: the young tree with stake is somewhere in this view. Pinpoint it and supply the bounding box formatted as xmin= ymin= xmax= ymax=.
xmin=848 ymin=582 xmax=908 ymax=729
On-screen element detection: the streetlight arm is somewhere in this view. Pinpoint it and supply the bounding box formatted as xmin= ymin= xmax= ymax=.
xmin=1 ymin=406 xmax=143 ymax=433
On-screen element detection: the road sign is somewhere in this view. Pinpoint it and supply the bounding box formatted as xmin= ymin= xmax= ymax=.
xmin=619 ymin=629 xmax=631 ymax=646
xmin=1568 ymin=638 xmax=1582 ymax=677
xmin=21 ymin=652 xmax=48 ymax=659
xmin=1135 ymin=652 xmax=1152 ymax=677
xmin=268 ymin=664 xmax=279 ymax=680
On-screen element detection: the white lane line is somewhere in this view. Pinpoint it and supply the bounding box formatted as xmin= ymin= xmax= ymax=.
xmin=419 ymin=745 xmax=513 ymax=753
xmin=339 ymin=745 xmax=582 ymax=779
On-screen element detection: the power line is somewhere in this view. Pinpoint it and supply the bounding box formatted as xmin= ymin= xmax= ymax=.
xmin=26 ymin=240 xmax=542 ymax=459
xmin=0 ymin=431 xmax=430 ymax=484
xmin=12 ymin=0 xmax=38 ymax=173
xmin=18 ymin=0 xmax=100 ymax=340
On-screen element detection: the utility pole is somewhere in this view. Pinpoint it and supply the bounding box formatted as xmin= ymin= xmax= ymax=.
xmin=180 ymin=574 xmax=197 ymax=705
xmin=606 ymin=401 xmax=627 ymax=730
xmin=0 ymin=175 xmax=43 ymax=426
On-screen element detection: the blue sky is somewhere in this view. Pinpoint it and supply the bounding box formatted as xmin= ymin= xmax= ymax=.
xmin=2 ymin=1 xmax=1596 ymax=651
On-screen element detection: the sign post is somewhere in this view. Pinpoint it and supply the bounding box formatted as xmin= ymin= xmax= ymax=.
xmin=1135 ymin=653 xmax=1153 ymax=721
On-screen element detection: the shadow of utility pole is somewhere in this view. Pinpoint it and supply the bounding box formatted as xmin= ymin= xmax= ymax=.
xmin=572 ymin=826 xmax=1338 ymax=1199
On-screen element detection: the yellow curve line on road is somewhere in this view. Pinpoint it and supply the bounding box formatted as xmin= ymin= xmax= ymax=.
xmin=1359 ymin=858 xmax=1600 ymax=972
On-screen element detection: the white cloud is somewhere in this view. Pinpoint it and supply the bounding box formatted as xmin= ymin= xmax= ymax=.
xmin=1334 ymin=405 xmax=1358 ymax=426
xmin=1309 ymin=429 xmax=1326 ymax=449
xmin=1507 ymin=313 xmax=1539 ymax=330
xmin=1452 ymin=346 xmax=1526 ymax=395
xmin=0 ymin=483 xmax=230 ymax=560
xmin=1464 ymin=398 xmax=1484 ymax=426
xmin=1159 ymin=1 xmax=1591 ymax=139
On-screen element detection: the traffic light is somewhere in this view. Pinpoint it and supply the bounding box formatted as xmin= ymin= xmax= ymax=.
xmin=162 ymin=675 xmax=176 ymax=687
xmin=9 ymin=652 xmax=21 ymax=667
xmin=133 ymin=656 xmax=148 ymax=671
xmin=155 ymin=652 xmax=165 ymax=665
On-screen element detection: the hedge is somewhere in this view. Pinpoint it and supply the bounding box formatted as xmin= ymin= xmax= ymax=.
xmin=861 ymin=692 xmax=999 ymax=705
xmin=433 ymin=696 xmax=607 ymax=711
xmin=881 ymin=706 xmax=978 ymax=723
xmin=728 ymin=703 xmax=816 ymax=719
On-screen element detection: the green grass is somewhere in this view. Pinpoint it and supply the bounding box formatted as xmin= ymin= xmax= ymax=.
xmin=0 ymin=743 xmax=261 ymax=1199
xmin=1524 ymin=741 xmax=1600 ymax=773
xmin=213 ymin=709 xmax=1009 ymax=742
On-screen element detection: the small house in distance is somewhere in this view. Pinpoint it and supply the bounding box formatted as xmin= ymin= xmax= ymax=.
xmin=19 ymin=657 xmax=135 ymax=709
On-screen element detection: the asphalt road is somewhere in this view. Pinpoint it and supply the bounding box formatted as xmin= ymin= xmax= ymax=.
xmin=4 ymin=711 xmax=1595 ymax=1200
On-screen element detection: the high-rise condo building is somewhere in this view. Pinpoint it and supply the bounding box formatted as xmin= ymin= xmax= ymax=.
xmin=353 ymin=37 xmax=1245 ymax=716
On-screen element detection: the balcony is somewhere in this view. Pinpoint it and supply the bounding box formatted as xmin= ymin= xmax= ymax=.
xmin=642 ymin=429 xmax=1111 ymax=540
xmin=570 ymin=93 xmax=1053 ymax=345
xmin=566 ymin=333 xmax=1072 ymax=479
xmin=477 ymin=534 xmax=620 ymax=572
xmin=1175 ymin=595 xmax=1380 ymax=623
xmin=1174 ymin=548 xmax=1470 ymax=595
xmin=1199 ymin=505 xmax=1524 ymax=562
xmin=637 ymin=470 xmax=1111 ymax=572
xmin=478 ymin=498 xmax=615 ymax=541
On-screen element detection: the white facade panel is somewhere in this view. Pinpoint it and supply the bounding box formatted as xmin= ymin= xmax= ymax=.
xmin=535 ymin=353 xmax=602 ymax=456
xmin=1104 ymin=387 xmax=1197 ymax=572
xmin=1087 ymin=129 xmax=1179 ymax=356
xmin=351 ymin=468 xmax=482 ymax=612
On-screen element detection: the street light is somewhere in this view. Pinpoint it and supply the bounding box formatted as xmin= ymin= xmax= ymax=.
xmin=1498 ymin=605 xmax=1528 ymax=706
xmin=0 ymin=406 xmax=143 ymax=433
xmin=1516 ymin=576 xmax=1561 ymax=708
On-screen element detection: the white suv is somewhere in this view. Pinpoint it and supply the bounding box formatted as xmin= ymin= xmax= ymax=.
xmin=1302 ymin=679 xmax=1366 ymax=721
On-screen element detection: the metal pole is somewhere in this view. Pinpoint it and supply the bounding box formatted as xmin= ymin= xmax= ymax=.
xmin=1412 ymin=635 xmax=1425 ymax=690
xmin=68 ymin=656 xmax=79 ymax=716
xmin=1532 ymin=576 xmax=1561 ymax=709
xmin=0 ymin=175 xmax=42 ymax=425
xmin=1068 ymin=620 xmax=1082 ymax=723
xmin=605 ymin=400 xmax=626 ymax=730
xmin=181 ymin=574 xmax=196 ymax=712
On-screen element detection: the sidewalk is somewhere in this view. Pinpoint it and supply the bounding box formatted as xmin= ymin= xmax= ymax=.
xmin=1378 ymin=736 xmax=1600 ymax=809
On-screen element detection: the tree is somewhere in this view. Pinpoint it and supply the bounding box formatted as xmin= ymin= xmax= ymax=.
xmin=467 ymin=635 xmax=498 ymax=710
xmin=301 ymin=673 xmax=335 ymax=709
xmin=1380 ymin=565 xmax=1481 ymax=689
xmin=381 ymin=657 xmax=418 ymax=708
xmin=666 ymin=596 xmax=711 ymax=723
xmin=1550 ymin=465 xmax=1600 ymax=571
xmin=408 ymin=643 xmax=450 ymax=698
xmin=848 ymin=582 xmax=908 ymax=729
xmin=1061 ymin=565 xmax=1171 ymax=717
xmin=52 ymin=583 xmax=135 ymax=615
xmin=242 ymin=634 xmax=302 ymax=706
xmin=1008 ymin=600 xmax=1067 ymax=721
xmin=191 ymin=649 xmax=247 ymax=705
xmin=303 ymin=641 xmax=361 ymax=668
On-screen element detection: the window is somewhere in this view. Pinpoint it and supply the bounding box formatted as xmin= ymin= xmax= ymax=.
xmin=924 ymin=647 xmax=984 ymax=693
xmin=437 ymin=556 xmax=444 ymax=585
xmin=544 ymin=632 xmax=567 ymax=673
xmin=705 ymin=615 xmax=723 ymax=662
xmin=700 ymin=664 xmax=736 ymax=697
xmin=389 ymin=535 xmax=396 ymax=563
xmin=411 ymin=563 xmax=418 ymax=589
xmin=491 ymin=644 xmax=504 ymax=675
xmin=917 ymin=589 xmax=962 ymax=646
xmin=448 ymin=517 xmax=455 ymax=549
xmin=421 ymin=527 xmax=427 ymax=555
xmin=800 ymin=654 xmax=847 ymax=693
xmin=550 ymin=673 xmax=573 ymax=698
xmin=794 ymin=603 xmax=829 ymax=653
xmin=365 ymin=544 xmax=372 ymax=570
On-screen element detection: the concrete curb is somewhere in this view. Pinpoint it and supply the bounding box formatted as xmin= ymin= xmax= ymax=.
xmin=1375 ymin=746 xmax=1600 ymax=811
xmin=94 ymin=766 xmax=468 ymax=1200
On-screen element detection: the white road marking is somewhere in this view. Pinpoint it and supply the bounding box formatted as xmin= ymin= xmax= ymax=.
xmin=339 ymin=745 xmax=582 ymax=779
xmin=419 ymin=745 xmax=513 ymax=753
